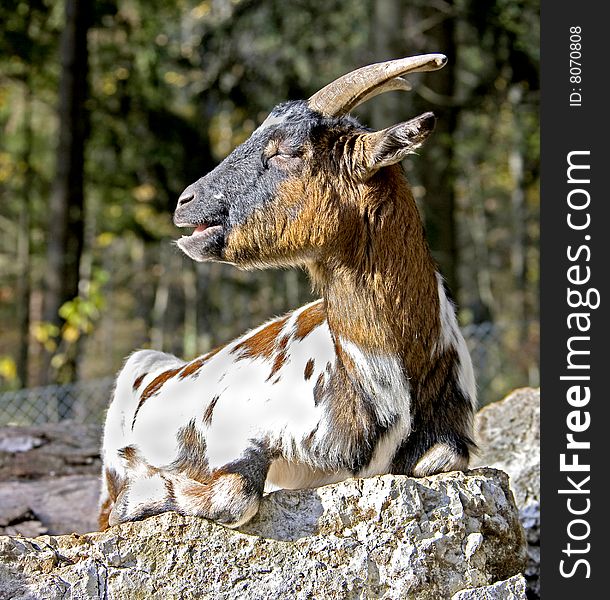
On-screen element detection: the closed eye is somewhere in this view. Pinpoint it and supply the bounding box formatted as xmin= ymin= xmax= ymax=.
xmin=262 ymin=150 xmax=300 ymax=169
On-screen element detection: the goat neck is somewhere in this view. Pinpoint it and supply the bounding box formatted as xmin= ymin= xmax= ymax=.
xmin=309 ymin=167 xmax=440 ymax=378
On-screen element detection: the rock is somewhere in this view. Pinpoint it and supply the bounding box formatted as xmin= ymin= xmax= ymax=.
xmin=471 ymin=388 xmax=540 ymax=599
xmin=0 ymin=475 xmax=100 ymax=536
xmin=2 ymin=518 xmax=47 ymax=538
xmin=0 ymin=468 xmax=526 ymax=600
xmin=0 ymin=422 xmax=102 ymax=480
xmin=451 ymin=574 xmax=527 ymax=599
xmin=472 ymin=388 xmax=540 ymax=508
xmin=0 ymin=434 xmax=45 ymax=454
xmin=0 ymin=422 xmax=102 ymax=537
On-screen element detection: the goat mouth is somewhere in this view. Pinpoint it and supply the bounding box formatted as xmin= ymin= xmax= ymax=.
xmin=175 ymin=221 xmax=223 ymax=237
xmin=189 ymin=223 xmax=223 ymax=237
xmin=175 ymin=221 xmax=226 ymax=262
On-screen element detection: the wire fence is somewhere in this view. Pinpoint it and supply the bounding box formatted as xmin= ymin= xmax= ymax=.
xmin=0 ymin=321 xmax=538 ymax=426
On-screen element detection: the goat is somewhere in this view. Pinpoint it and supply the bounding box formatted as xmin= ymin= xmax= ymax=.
xmin=99 ymin=54 xmax=476 ymax=530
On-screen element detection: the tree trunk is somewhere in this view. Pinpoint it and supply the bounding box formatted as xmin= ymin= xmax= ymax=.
xmin=16 ymin=83 xmax=33 ymax=388
xmin=41 ymin=0 xmax=91 ymax=390
xmin=370 ymin=0 xmax=407 ymax=130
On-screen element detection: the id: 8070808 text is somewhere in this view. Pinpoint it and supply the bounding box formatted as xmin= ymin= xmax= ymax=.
xmin=569 ymin=26 xmax=582 ymax=107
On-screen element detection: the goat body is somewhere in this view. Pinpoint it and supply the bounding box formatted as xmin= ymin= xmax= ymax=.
xmin=99 ymin=55 xmax=476 ymax=529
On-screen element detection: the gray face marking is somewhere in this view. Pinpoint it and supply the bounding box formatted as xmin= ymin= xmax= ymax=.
xmin=173 ymin=100 xmax=365 ymax=264
xmin=258 ymin=113 xmax=288 ymax=131
xmin=173 ymin=101 xmax=311 ymax=262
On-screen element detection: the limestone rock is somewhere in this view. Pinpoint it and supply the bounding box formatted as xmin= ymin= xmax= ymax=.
xmin=0 ymin=475 xmax=100 ymax=536
xmin=0 ymin=422 xmax=102 ymax=480
xmin=0 ymin=468 xmax=525 ymax=600
xmin=0 ymin=422 xmax=102 ymax=536
xmin=451 ymin=574 xmax=527 ymax=599
xmin=471 ymin=388 xmax=540 ymax=599
xmin=472 ymin=388 xmax=540 ymax=508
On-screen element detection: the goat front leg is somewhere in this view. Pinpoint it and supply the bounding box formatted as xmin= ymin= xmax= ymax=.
xmin=391 ymin=431 xmax=472 ymax=478
xmin=391 ymin=391 xmax=475 ymax=480
xmin=172 ymin=446 xmax=271 ymax=528
xmin=106 ymin=443 xmax=271 ymax=529
xmin=411 ymin=441 xmax=470 ymax=477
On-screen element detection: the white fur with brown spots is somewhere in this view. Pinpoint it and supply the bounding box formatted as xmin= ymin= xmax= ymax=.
xmin=99 ymin=54 xmax=477 ymax=530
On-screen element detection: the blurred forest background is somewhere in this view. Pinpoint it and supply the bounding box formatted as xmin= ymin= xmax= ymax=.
xmin=0 ymin=0 xmax=539 ymax=424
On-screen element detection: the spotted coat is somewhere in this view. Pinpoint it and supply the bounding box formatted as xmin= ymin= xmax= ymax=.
xmin=99 ymin=55 xmax=477 ymax=530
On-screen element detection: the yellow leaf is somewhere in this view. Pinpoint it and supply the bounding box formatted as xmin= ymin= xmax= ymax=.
xmin=62 ymin=324 xmax=80 ymax=343
xmin=191 ymin=1 xmax=210 ymax=19
xmin=132 ymin=183 xmax=156 ymax=203
xmin=163 ymin=71 xmax=187 ymax=87
xmin=96 ymin=232 xmax=115 ymax=248
xmin=32 ymin=321 xmax=60 ymax=344
xmin=0 ymin=356 xmax=17 ymax=381
xmin=51 ymin=354 xmax=65 ymax=369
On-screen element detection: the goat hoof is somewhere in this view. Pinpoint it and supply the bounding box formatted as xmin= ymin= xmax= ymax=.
xmin=412 ymin=443 xmax=469 ymax=477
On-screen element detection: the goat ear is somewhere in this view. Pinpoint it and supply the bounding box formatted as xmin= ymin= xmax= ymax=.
xmin=358 ymin=112 xmax=436 ymax=178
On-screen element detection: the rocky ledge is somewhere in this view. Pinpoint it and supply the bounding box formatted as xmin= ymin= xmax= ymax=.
xmin=0 ymin=422 xmax=102 ymax=537
xmin=0 ymin=468 xmax=526 ymax=600
xmin=472 ymin=387 xmax=540 ymax=598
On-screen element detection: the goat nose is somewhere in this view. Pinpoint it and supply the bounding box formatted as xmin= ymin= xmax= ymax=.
xmin=178 ymin=191 xmax=195 ymax=207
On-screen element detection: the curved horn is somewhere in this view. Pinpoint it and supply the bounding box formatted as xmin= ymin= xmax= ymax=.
xmin=354 ymin=76 xmax=411 ymax=106
xmin=308 ymin=54 xmax=447 ymax=117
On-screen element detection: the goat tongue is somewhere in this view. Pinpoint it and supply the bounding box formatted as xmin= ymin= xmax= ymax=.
xmin=192 ymin=224 xmax=210 ymax=235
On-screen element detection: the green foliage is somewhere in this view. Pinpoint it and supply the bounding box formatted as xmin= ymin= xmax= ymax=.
xmin=0 ymin=0 xmax=539 ymax=403
xmin=32 ymin=268 xmax=108 ymax=383
xmin=58 ymin=268 xmax=108 ymax=338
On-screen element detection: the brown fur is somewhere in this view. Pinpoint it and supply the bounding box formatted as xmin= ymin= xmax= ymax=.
xmin=326 ymin=368 xmax=376 ymax=441
xmin=179 ymin=357 xmax=206 ymax=380
xmin=105 ymin=466 xmax=125 ymax=501
xmin=232 ymin=316 xmax=289 ymax=361
xmin=294 ymin=301 xmax=326 ymax=340
xmin=98 ymin=467 xmax=126 ymax=530
xmin=266 ymin=351 xmax=287 ymax=381
xmin=170 ymin=421 xmax=210 ymax=482
xmin=179 ymin=344 xmax=227 ymax=379
xmin=278 ymin=334 xmax=290 ymax=351
xmin=293 ymin=162 xmax=472 ymax=471
xmin=304 ymin=358 xmax=315 ymax=380
xmin=202 ymin=396 xmax=219 ymax=427
xmin=307 ymin=361 xmax=391 ymax=473
xmin=234 ymin=159 xmax=451 ymax=472
xmin=117 ymin=445 xmax=161 ymax=477
xmin=163 ymin=476 xmax=176 ymax=505
xmin=98 ymin=498 xmax=112 ymax=530
xmin=178 ymin=469 xmax=257 ymax=527
xmin=182 ymin=469 xmax=239 ymax=504
xmin=132 ymin=367 xmax=182 ymax=429
xmin=313 ymin=373 xmax=325 ymax=406
xmin=132 ymin=373 xmax=147 ymax=391
xmin=299 ymin=169 xmax=443 ymax=396
xmin=303 ymin=425 xmax=319 ymax=449
xmin=223 ymin=152 xmax=343 ymax=267
xmin=117 ymin=445 xmax=139 ymax=465
xmin=226 ymin=140 xmax=441 ymax=383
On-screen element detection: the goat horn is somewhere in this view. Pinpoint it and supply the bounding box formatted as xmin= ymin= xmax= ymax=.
xmin=308 ymin=54 xmax=447 ymax=117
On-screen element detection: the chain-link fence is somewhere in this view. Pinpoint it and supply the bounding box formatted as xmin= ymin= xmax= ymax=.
xmin=0 ymin=377 xmax=114 ymax=426
xmin=0 ymin=321 xmax=538 ymax=426
xmin=463 ymin=321 xmax=539 ymax=405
